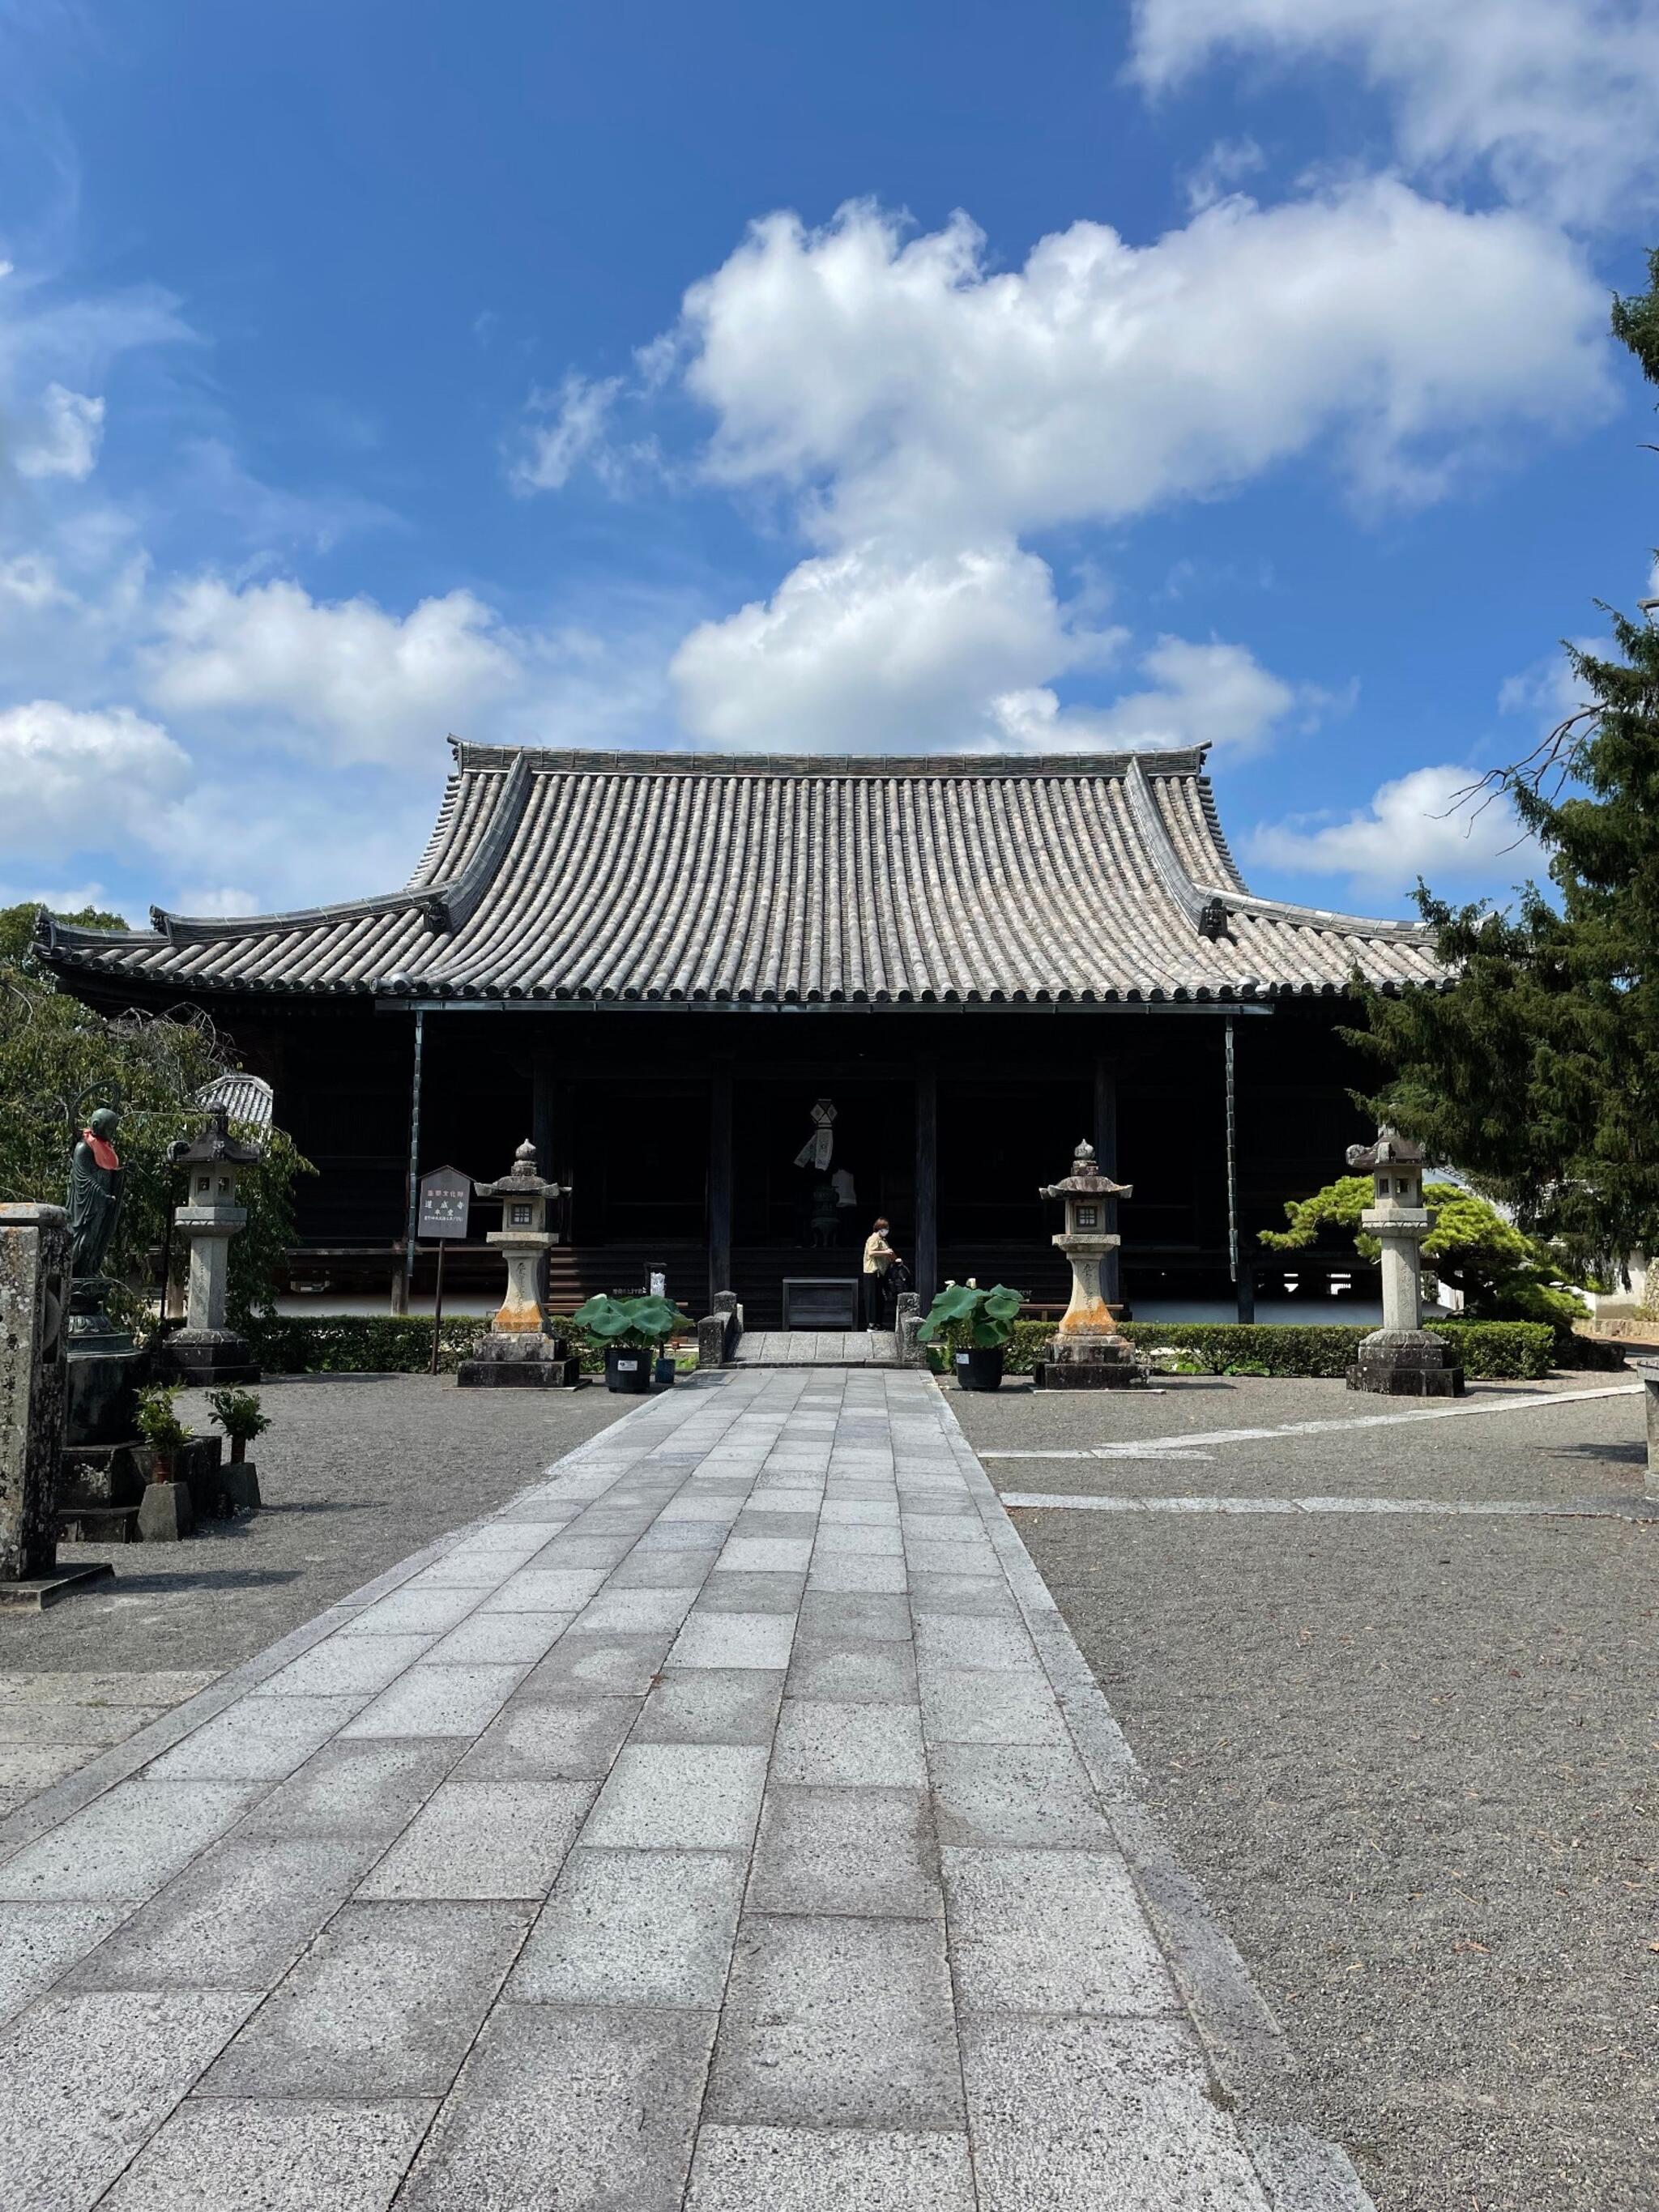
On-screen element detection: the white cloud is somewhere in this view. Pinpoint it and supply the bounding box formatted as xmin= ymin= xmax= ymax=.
xmin=16 ymin=382 xmax=104 ymax=479
xmin=992 ymin=637 xmax=1303 ymax=756
xmin=510 ymin=371 xmax=623 ymax=492
xmin=671 ymin=539 xmax=1120 ymax=751
xmin=142 ymin=577 xmax=523 ymax=765
xmin=0 ymin=700 xmax=190 ymax=863
xmin=1129 ymin=0 xmax=1659 ymax=228
xmin=169 ymin=884 xmax=262 ymax=918
xmin=680 ymin=188 xmax=1606 ymax=548
xmin=1246 ymin=763 xmax=1539 ymax=892
xmin=1183 ymin=136 xmax=1267 ymax=212
xmin=667 ymin=184 xmax=1601 ymax=752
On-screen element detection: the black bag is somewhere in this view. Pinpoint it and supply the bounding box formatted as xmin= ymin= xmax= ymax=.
xmin=886 ymin=1255 xmax=913 ymax=1295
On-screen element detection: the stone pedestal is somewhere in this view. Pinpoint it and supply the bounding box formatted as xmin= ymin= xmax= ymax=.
xmin=455 ymin=1334 xmax=581 ymax=1389
xmin=57 ymin=1434 xmax=225 ymax=1541
xmin=1 ymin=1204 xmax=113 ymax=1608
xmin=66 ymin=1285 xmax=147 ymax=1448
xmin=137 ymin=1480 xmax=194 ymax=1542
xmin=1036 ymin=1141 xmax=1146 ymax=1391
xmin=1343 ymin=1130 xmax=1463 ymax=1399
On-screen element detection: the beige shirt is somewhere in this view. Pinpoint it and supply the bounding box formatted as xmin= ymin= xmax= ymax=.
xmin=863 ymin=1232 xmax=894 ymax=1276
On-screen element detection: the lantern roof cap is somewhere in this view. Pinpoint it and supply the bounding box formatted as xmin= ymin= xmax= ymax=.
xmin=1039 ymin=1138 xmax=1133 ymax=1202
xmin=473 ymin=1138 xmax=561 ymax=1201
xmin=1346 ymin=1127 xmax=1426 ymax=1174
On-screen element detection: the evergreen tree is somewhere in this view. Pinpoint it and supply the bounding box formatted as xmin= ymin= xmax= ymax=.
xmin=1361 ymin=256 xmax=1659 ymax=1272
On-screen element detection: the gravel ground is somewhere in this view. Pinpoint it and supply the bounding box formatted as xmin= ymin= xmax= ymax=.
xmin=955 ymin=1375 xmax=1659 ymax=2212
xmin=0 ymin=1375 xmax=632 ymax=1817
xmin=15 ymin=1374 xmax=633 ymax=1674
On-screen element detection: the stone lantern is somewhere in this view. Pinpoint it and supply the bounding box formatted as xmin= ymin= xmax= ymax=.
xmin=1036 ymin=1139 xmax=1145 ymax=1389
xmin=1345 ymin=1128 xmax=1463 ymax=1396
xmin=456 ymin=1140 xmax=579 ymax=1387
xmin=161 ymin=1105 xmax=262 ymax=1385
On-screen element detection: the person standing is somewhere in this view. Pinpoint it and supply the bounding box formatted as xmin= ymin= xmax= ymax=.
xmin=861 ymin=1216 xmax=896 ymax=1330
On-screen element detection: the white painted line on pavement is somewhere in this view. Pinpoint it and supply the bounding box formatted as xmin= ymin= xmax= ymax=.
xmin=1001 ymin=1490 xmax=1657 ymax=1519
xmin=980 ymin=1381 xmax=1640 ymax=1464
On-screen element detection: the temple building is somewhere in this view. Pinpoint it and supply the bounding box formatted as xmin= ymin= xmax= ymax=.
xmin=41 ymin=743 xmax=1444 ymax=1328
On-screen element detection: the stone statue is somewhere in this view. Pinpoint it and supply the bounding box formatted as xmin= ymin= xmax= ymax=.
xmin=66 ymin=1106 xmax=124 ymax=1283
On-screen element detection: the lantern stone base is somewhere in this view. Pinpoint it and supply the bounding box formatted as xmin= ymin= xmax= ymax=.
xmin=1346 ymin=1328 xmax=1465 ymax=1397
xmin=158 ymin=1328 xmax=259 ymax=1386
xmin=456 ymin=1334 xmax=582 ymax=1389
xmin=1036 ymin=1336 xmax=1147 ymax=1390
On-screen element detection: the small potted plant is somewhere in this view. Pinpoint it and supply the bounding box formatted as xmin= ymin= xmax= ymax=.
xmin=207 ymin=1386 xmax=270 ymax=1508
xmin=919 ymin=1281 xmax=1026 ymax=1392
xmin=571 ymin=1294 xmax=693 ymax=1394
xmin=134 ymin=1383 xmax=190 ymax=1481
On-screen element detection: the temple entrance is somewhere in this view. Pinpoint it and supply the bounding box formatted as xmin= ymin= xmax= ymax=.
xmin=730 ymin=1079 xmax=913 ymax=1329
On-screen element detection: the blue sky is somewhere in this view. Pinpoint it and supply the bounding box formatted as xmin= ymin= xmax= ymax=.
xmin=2 ymin=0 xmax=1656 ymax=927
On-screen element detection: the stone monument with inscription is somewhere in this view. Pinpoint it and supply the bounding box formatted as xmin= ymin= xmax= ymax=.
xmin=1 ymin=1203 xmax=113 ymax=1607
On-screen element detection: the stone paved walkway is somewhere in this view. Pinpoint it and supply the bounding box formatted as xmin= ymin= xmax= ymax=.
xmin=0 ymin=1370 xmax=1369 ymax=2211
xmin=732 ymin=1328 xmax=900 ymax=1366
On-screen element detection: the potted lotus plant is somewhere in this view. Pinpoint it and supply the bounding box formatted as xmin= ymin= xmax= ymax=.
xmin=918 ymin=1281 xmax=1026 ymax=1392
xmin=571 ymin=1294 xmax=693 ymax=1394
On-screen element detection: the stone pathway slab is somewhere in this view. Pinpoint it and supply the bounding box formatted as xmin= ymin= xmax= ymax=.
xmin=0 ymin=1370 xmax=1374 ymax=2210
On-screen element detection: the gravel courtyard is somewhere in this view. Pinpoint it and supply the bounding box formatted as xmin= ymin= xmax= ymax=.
xmin=0 ymin=1377 xmax=632 ymax=1817
xmin=954 ymin=1373 xmax=1658 ymax=2212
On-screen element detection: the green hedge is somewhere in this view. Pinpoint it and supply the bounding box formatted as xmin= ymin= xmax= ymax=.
xmin=993 ymin=1317 xmax=1556 ymax=1381
xmin=247 ymin=1315 xmax=616 ymax=1376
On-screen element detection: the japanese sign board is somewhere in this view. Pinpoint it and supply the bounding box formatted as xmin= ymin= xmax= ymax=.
xmin=417 ymin=1166 xmax=471 ymax=1241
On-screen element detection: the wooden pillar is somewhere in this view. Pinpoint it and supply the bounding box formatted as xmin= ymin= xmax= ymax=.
xmin=914 ymin=1057 xmax=937 ymax=1306
xmin=532 ymin=1047 xmax=555 ymax=1306
xmin=394 ymin=1008 xmax=424 ymax=1315
xmin=708 ymin=1060 xmax=733 ymax=1315
xmin=1094 ymin=1046 xmax=1121 ymax=1309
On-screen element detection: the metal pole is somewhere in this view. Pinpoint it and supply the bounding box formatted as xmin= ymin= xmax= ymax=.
xmin=400 ymin=1008 xmax=424 ymax=1315
xmin=429 ymin=1238 xmax=446 ymax=1374
xmin=1224 ymin=1015 xmax=1239 ymax=1284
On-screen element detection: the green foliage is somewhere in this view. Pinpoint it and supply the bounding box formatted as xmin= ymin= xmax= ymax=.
xmin=246 ymin=1314 xmax=629 ymax=1376
xmin=992 ymin=1319 xmax=1555 ymax=1380
xmin=0 ymin=901 xmax=313 ymax=1333
xmin=569 ymin=1294 xmax=692 ymax=1351
xmin=134 ymin=1383 xmax=189 ymax=1456
xmin=207 ymin=1387 xmax=270 ymax=1445
xmin=1357 ymin=262 xmax=1659 ymax=1271
xmin=918 ymin=1281 xmax=1026 ymax=1352
xmin=1260 ymin=1175 xmax=1589 ymax=1328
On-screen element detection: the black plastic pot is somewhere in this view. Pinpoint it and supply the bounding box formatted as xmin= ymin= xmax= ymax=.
xmin=653 ymin=1355 xmax=676 ymax=1389
xmin=953 ymin=1346 xmax=1004 ymax=1392
xmin=605 ymin=1347 xmax=651 ymax=1394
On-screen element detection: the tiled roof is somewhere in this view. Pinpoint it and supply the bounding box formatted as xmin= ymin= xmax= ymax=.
xmin=40 ymin=742 xmax=1446 ymax=1004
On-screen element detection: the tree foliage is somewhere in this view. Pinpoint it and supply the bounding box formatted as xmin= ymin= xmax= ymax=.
xmin=1358 ymin=256 xmax=1659 ymax=1271
xmin=0 ymin=902 xmax=313 ymax=1332
xmin=1260 ymin=1176 xmax=1589 ymax=1328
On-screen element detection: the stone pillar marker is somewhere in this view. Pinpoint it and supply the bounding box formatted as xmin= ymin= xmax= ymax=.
xmin=1 ymin=1203 xmax=113 ymax=1608
xmin=456 ymin=1140 xmax=579 ymax=1387
xmin=161 ymin=1105 xmax=262 ymax=1385
xmin=1345 ymin=1128 xmax=1464 ymax=1397
xmin=1036 ymin=1140 xmax=1145 ymax=1389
